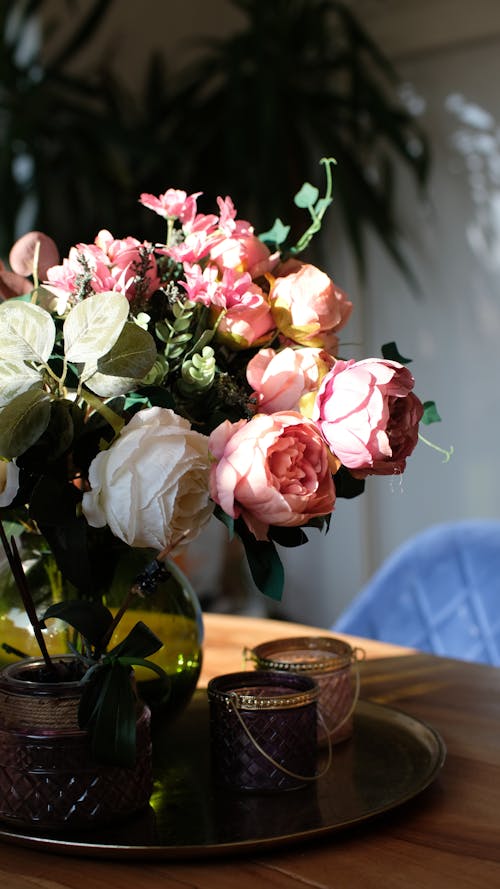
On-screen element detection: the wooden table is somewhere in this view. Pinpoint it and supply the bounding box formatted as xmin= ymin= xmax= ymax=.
xmin=1 ymin=613 xmax=499 ymax=888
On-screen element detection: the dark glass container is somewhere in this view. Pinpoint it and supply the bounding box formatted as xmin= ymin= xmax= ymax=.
xmin=207 ymin=669 xmax=318 ymax=793
xmin=0 ymin=656 xmax=153 ymax=830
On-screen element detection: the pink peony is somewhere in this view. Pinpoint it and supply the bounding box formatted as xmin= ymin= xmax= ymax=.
xmin=210 ymin=233 xmax=279 ymax=279
xmin=270 ymin=259 xmax=352 ymax=350
xmin=313 ymin=358 xmax=424 ymax=477
xmin=208 ymin=411 xmax=336 ymax=540
xmin=246 ymin=346 xmax=335 ymax=414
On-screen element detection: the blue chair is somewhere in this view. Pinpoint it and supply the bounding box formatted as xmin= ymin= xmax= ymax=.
xmin=333 ymin=520 xmax=500 ymax=665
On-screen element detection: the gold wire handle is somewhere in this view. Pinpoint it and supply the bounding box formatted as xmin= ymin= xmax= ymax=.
xmin=321 ymin=657 xmax=362 ymax=739
xmin=227 ymin=691 xmax=333 ymax=783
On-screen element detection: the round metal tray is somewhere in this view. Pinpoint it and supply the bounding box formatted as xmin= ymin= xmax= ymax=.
xmin=0 ymin=693 xmax=446 ymax=859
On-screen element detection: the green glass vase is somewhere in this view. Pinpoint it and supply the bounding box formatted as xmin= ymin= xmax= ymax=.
xmin=0 ymin=535 xmax=203 ymax=724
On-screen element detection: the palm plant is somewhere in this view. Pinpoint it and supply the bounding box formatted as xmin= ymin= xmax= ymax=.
xmin=0 ymin=0 xmax=430 ymax=285
xmin=165 ymin=0 xmax=430 ymax=283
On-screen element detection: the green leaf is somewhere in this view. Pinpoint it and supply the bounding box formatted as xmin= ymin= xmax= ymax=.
xmin=236 ymin=519 xmax=284 ymax=600
xmin=0 ymin=301 xmax=55 ymax=363
xmin=41 ymin=599 xmax=114 ymax=648
xmin=116 ymin=655 xmax=168 ymax=682
xmin=0 ymin=388 xmax=51 ymax=458
xmin=422 ymin=400 xmax=442 ymax=425
xmin=258 ymin=218 xmax=291 ymax=247
xmin=79 ymin=661 xmax=138 ymax=767
xmin=0 ymin=359 xmax=43 ymax=408
xmin=96 ymin=322 xmax=157 ymax=379
xmin=83 ymin=371 xmax=139 ymax=398
xmin=269 ymin=525 xmax=309 ymax=547
xmin=334 ymin=466 xmax=366 ymax=499
xmin=214 ymin=505 xmax=235 ymax=539
xmin=63 ymin=291 xmax=129 ymax=362
xmin=381 ymin=341 xmax=412 ymax=364
xmin=108 ymin=621 xmax=163 ymax=660
xmin=294 ymin=182 xmax=319 ymax=208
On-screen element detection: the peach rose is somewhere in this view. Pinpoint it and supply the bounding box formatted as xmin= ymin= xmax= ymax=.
xmin=269 ymin=259 xmax=352 ymax=350
xmin=210 ymin=233 xmax=278 ymax=279
xmin=246 ymin=346 xmax=335 ymax=414
xmin=313 ymin=358 xmax=423 ymax=477
xmin=208 ymin=411 xmax=335 ymax=540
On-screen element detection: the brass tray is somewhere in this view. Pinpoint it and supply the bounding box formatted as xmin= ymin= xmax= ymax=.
xmin=0 ymin=694 xmax=446 ymax=859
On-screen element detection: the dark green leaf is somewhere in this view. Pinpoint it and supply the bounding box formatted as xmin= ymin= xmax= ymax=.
xmin=334 ymin=466 xmax=366 ymax=499
xmin=41 ymin=599 xmax=114 ymax=647
xmin=79 ymin=660 xmax=137 ymax=768
xmin=214 ymin=505 xmax=235 ymax=539
xmin=236 ymin=519 xmax=284 ymax=600
xmin=0 ymin=389 xmax=51 ymax=458
xmin=108 ymin=620 xmax=163 ymax=660
xmin=381 ymin=341 xmax=412 ymax=364
xmin=269 ymin=525 xmax=309 ymax=547
xmin=422 ymin=400 xmax=442 ymax=425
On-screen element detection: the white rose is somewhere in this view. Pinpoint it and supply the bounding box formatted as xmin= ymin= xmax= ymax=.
xmin=82 ymin=407 xmax=214 ymax=551
xmin=0 ymin=460 xmax=19 ymax=506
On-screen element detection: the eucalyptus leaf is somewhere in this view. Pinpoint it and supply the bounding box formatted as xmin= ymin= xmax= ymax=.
xmin=96 ymin=322 xmax=156 ymax=379
xmin=83 ymin=372 xmax=139 ymax=398
xmin=63 ymin=292 xmax=129 ymax=362
xmin=0 ymin=388 xmax=51 ymax=458
xmin=0 ymin=359 xmax=43 ymax=407
xmin=0 ymin=301 xmax=55 ymax=363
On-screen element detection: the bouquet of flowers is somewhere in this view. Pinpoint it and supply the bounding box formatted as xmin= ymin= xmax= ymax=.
xmin=0 ymin=158 xmax=434 ymax=603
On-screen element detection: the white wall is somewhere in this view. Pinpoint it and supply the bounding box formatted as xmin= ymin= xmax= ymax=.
xmin=276 ymin=16 xmax=500 ymax=626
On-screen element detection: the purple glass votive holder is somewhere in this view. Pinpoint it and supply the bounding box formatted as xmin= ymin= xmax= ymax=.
xmin=247 ymin=636 xmax=363 ymax=746
xmin=207 ymin=670 xmax=318 ymax=792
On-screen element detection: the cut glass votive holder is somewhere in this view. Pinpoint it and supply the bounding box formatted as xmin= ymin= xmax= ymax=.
xmin=247 ymin=636 xmax=363 ymax=746
xmin=207 ymin=670 xmax=319 ymax=792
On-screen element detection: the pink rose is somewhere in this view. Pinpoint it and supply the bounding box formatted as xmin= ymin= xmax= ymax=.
xmin=313 ymin=358 xmax=423 ymax=477
xmin=208 ymin=411 xmax=336 ymax=540
xmin=270 ymin=259 xmax=352 ymax=350
xmin=246 ymin=346 xmax=335 ymax=414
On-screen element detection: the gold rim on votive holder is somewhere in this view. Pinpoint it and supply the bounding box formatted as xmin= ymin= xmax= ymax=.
xmin=246 ymin=636 xmax=363 ymax=675
xmin=207 ymin=670 xmax=319 ymax=710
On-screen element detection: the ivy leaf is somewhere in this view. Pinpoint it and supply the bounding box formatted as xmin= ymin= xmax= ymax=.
xmin=0 ymin=388 xmax=51 ymax=458
xmin=422 ymin=400 xmax=442 ymax=425
xmin=258 ymin=217 xmax=291 ymax=247
xmin=294 ymin=182 xmax=319 ymax=208
xmin=63 ymin=292 xmax=129 ymax=362
xmin=0 ymin=301 xmax=55 ymax=363
xmin=381 ymin=341 xmax=412 ymax=364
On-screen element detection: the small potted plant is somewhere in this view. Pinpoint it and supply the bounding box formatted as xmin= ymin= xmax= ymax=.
xmin=0 ymin=521 xmax=170 ymax=831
